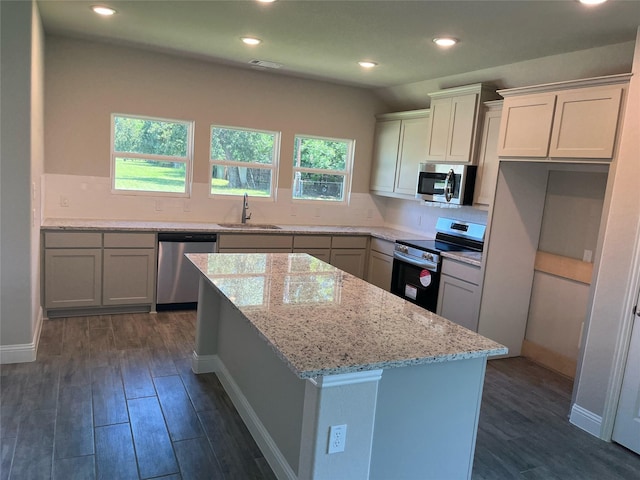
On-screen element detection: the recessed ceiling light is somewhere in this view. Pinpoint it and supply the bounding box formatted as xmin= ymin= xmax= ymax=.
xmin=256 ymin=0 xmax=277 ymax=3
xmin=358 ymin=61 xmax=378 ymax=69
xmin=91 ymin=5 xmax=116 ymax=16
xmin=578 ymin=0 xmax=607 ymax=5
xmin=241 ymin=37 xmax=262 ymax=46
xmin=433 ymin=37 xmax=458 ymax=47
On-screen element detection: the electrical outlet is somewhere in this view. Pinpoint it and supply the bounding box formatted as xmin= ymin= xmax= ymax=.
xmin=327 ymin=424 xmax=347 ymax=454
xmin=583 ymin=249 xmax=593 ymax=262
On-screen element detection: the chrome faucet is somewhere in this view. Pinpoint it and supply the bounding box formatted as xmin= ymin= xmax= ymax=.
xmin=241 ymin=192 xmax=251 ymax=224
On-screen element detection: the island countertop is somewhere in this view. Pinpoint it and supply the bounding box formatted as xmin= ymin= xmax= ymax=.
xmin=187 ymin=252 xmax=506 ymax=378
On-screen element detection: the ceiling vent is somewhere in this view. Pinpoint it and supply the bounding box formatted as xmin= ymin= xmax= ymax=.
xmin=249 ymin=59 xmax=283 ymax=69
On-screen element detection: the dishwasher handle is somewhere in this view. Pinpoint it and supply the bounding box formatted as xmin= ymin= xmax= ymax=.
xmin=157 ymin=232 xmax=217 ymax=242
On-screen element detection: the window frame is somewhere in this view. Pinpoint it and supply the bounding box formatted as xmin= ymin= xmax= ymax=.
xmin=110 ymin=113 xmax=195 ymax=197
xmin=209 ymin=124 xmax=280 ymax=200
xmin=291 ymin=133 xmax=355 ymax=204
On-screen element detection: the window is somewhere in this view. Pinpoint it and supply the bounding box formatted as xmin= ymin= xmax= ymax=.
xmin=111 ymin=114 xmax=194 ymax=195
xmin=292 ymin=135 xmax=354 ymax=202
xmin=210 ymin=125 xmax=279 ymax=197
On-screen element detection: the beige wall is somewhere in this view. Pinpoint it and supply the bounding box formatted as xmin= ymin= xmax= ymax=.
xmin=572 ymin=27 xmax=640 ymax=434
xmin=44 ymin=36 xmax=390 ymax=225
xmin=0 ymin=0 xmax=44 ymax=357
xmin=539 ymin=170 xmax=607 ymax=260
xmin=374 ymin=41 xmax=636 ymax=111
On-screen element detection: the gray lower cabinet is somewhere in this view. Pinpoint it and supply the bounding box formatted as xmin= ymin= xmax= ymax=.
xmin=293 ymin=235 xmax=331 ymax=263
xmin=366 ymin=238 xmax=394 ymax=291
xmin=103 ymin=248 xmax=155 ymax=305
xmin=43 ymin=231 xmax=155 ymax=313
xmin=330 ymin=236 xmax=369 ymax=279
xmin=436 ymin=258 xmax=482 ymax=332
xmin=218 ymin=234 xmax=293 ymax=253
xmin=44 ymin=248 xmax=102 ymax=309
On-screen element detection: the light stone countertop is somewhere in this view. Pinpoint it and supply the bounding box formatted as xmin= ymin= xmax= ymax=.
xmin=41 ymin=219 xmax=484 ymax=266
xmin=187 ymin=252 xmax=506 ymax=379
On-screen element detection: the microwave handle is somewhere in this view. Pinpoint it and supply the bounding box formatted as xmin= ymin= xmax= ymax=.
xmin=445 ymin=169 xmax=454 ymax=202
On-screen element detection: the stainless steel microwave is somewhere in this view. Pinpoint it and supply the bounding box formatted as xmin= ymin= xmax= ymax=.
xmin=416 ymin=163 xmax=477 ymax=205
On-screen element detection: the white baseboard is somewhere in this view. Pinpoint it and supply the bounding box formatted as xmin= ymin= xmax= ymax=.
xmin=0 ymin=308 xmax=43 ymax=364
xmin=569 ymin=403 xmax=603 ymax=438
xmin=215 ymin=357 xmax=297 ymax=480
xmin=191 ymin=351 xmax=218 ymax=374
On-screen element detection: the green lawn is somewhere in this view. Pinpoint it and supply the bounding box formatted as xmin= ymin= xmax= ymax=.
xmin=114 ymin=158 xmax=186 ymax=193
xmin=114 ymin=158 xmax=269 ymax=196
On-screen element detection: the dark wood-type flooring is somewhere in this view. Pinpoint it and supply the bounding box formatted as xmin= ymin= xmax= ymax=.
xmin=1 ymin=311 xmax=638 ymax=479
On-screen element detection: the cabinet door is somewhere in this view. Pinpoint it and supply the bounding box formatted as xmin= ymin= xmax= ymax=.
xmin=474 ymin=107 xmax=502 ymax=206
xmin=367 ymin=250 xmax=393 ymax=291
xmin=425 ymin=97 xmax=453 ymax=161
xmin=549 ymin=86 xmax=622 ymax=159
xmin=370 ymin=120 xmax=401 ymax=193
xmin=447 ymin=93 xmax=479 ymax=163
xmin=395 ymin=116 xmax=429 ymax=195
xmin=103 ymin=249 xmax=155 ymax=305
xmin=330 ymin=250 xmax=367 ymax=279
xmin=45 ymin=249 xmax=102 ymax=309
xmin=436 ymin=275 xmax=481 ymax=332
xmin=498 ymin=94 xmax=556 ymax=157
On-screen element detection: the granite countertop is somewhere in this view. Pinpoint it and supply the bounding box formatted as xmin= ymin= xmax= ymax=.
xmin=41 ymin=218 xmax=427 ymax=242
xmin=41 ymin=218 xmax=483 ymax=266
xmin=187 ymin=252 xmax=506 ymax=379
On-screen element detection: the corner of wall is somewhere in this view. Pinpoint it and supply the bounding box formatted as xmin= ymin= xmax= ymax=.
xmin=0 ymin=306 xmax=42 ymax=364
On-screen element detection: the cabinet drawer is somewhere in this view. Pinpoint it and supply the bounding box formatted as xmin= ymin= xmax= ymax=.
xmin=104 ymin=232 xmax=156 ymax=248
xmin=293 ymin=235 xmax=332 ymax=249
xmin=331 ymin=236 xmax=368 ymax=249
xmin=45 ymin=232 xmax=102 ymax=248
xmin=218 ymin=234 xmax=293 ymax=250
xmin=370 ymin=237 xmax=395 ymax=256
xmin=442 ymin=259 xmax=482 ymax=285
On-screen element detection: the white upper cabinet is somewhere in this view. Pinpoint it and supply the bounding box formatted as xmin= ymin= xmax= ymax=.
xmin=370 ymin=109 xmax=429 ymax=198
xmin=370 ymin=119 xmax=401 ymax=193
xmin=549 ymin=87 xmax=622 ymax=158
xmin=474 ymin=100 xmax=503 ymax=208
xmin=497 ymin=94 xmax=556 ymax=157
xmin=425 ymin=84 xmax=499 ymax=164
xmin=497 ymin=75 xmax=629 ymax=160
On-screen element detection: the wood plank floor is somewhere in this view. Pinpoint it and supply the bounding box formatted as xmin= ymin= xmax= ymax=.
xmin=1 ymin=311 xmax=638 ymax=479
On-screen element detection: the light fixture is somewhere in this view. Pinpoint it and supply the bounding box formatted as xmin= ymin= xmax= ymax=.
xmin=578 ymin=0 xmax=607 ymax=5
xmin=358 ymin=61 xmax=378 ymax=69
xmin=256 ymin=0 xmax=277 ymax=3
xmin=91 ymin=5 xmax=116 ymax=16
xmin=433 ymin=37 xmax=458 ymax=47
xmin=241 ymin=37 xmax=262 ymax=46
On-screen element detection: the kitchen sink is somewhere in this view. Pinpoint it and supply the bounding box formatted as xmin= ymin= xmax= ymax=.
xmin=218 ymin=223 xmax=282 ymax=230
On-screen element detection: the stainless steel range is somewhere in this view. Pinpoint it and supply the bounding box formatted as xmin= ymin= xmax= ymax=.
xmin=391 ymin=217 xmax=486 ymax=312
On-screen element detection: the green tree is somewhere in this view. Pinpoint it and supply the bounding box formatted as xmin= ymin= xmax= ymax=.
xmin=294 ymin=137 xmax=347 ymax=173
xmin=114 ymin=116 xmax=188 ymax=157
xmin=211 ymin=127 xmax=275 ymax=189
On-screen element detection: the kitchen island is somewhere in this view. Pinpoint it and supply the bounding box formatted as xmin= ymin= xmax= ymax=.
xmin=187 ymin=253 xmax=506 ymax=480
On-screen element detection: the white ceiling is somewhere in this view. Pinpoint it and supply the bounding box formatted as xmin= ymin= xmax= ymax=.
xmin=37 ymin=0 xmax=640 ymax=88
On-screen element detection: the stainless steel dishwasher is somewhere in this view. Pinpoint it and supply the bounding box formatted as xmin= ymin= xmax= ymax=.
xmin=156 ymin=232 xmax=217 ymax=310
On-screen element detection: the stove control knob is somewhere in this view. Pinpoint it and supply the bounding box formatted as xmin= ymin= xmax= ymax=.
xmin=423 ymin=252 xmax=434 ymax=262
xmin=397 ymin=245 xmax=409 ymax=254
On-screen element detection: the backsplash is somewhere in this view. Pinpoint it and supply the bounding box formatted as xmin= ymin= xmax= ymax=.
xmin=383 ymin=197 xmax=488 ymax=238
xmin=42 ymin=174 xmax=386 ymax=227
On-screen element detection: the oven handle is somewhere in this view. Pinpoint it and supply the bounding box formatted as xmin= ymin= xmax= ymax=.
xmin=393 ymin=251 xmax=439 ymax=271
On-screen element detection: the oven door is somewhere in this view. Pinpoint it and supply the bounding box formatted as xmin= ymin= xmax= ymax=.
xmin=390 ymin=254 xmax=441 ymax=312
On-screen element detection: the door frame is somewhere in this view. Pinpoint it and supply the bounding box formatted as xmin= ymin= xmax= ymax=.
xmin=600 ymin=220 xmax=640 ymax=440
